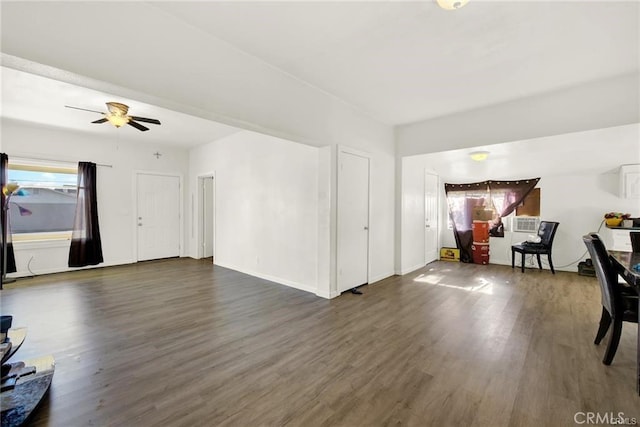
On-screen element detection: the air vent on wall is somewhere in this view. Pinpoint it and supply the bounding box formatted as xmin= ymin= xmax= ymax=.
xmin=513 ymin=216 xmax=540 ymax=233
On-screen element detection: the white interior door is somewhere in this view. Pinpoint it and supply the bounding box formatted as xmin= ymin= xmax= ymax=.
xmin=337 ymin=150 xmax=370 ymax=293
xmin=137 ymin=173 xmax=180 ymax=261
xmin=202 ymin=176 xmax=214 ymax=259
xmin=425 ymin=172 xmax=439 ymax=264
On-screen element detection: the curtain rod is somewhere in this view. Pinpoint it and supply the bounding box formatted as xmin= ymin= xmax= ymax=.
xmin=8 ymin=154 xmax=113 ymax=168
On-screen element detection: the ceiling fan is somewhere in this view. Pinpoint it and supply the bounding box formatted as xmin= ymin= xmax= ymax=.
xmin=65 ymin=102 xmax=161 ymax=131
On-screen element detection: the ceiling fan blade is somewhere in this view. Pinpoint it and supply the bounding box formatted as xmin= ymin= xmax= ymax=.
xmin=127 ymin=120 xmax=149 ymax=132
xmin=92 ymin=118 xmax=108 ymax=124
xmin=130 ymin=116 xmax=161 ymax=125
xmin=65 ymin=105 xmax=104 ymax=114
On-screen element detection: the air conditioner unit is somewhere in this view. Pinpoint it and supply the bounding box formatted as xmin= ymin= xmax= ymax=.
xmin=513 ymin=216 xmax=540 ymax=233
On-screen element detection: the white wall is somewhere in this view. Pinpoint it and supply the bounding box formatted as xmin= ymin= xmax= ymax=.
xmin=366 ymin=148 xmax=396 ymax=284
xmin=188 ymin=129 xmax=396 ymax=298
xmin=188 ymin=131 xmax=319 ymax=294
xmin=330 ymin=145 xmax=395 ymax=294
xmin=2 ymin=118 xmax=395 ymax=299
xmin=1 ymin=118 xmax=189 ymax=277
xmin=398 ymin=156 xmax=425 ymax=274
xmin=400 ymin=124 xmax=640 ymax=272
xmin=396 ymin=73 xmax=639 ymax=157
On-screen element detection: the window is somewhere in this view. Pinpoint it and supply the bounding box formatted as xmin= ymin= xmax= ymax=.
xmin=7 ymin=160 xmax=78 ymax=241
xmin=515 ymin=188 xmax=541 ymax=217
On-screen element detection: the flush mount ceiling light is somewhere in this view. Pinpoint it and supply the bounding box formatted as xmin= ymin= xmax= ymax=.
xmin=437 ymin=0 xmax=470 ymax=10
xmin=470 ymin=151 xmax=489 ymax=162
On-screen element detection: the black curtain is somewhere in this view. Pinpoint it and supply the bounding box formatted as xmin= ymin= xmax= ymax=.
xmin=444 ymin=178 xmax=539 ymax=263
xmin=1 ymin=153 xmax=17 ymax=278
xmin=68 ymin=162 xmax=104 ymax=267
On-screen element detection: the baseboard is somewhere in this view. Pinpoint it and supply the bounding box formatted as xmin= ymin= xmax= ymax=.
xmin=315 ymin=289 xmax=340 ymax=299
xmin=368 ymin=271 xmax=395 ymax=284
xmin=213 ymin=261 xmax=317 ymax=295
xmin=7 ymin=258 xmax=135 ymax=279
xmin=397 ymin=262 xmax=425 ymax=276
xmin=490 ymin=258 xmax=576 ymax=273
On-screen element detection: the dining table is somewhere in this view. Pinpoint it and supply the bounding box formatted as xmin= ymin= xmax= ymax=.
xmin=608 ymin=250 xmax=640 ymax=395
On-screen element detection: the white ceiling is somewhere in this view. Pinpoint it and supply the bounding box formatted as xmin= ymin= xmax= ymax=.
xmin=1 ymin=1 xmax=638 ymax=148
xmin=411 ymin=123 xmax=639 ymax=182
xmin=0 ymin=66 xmax=241 ymax=148
xmin=153 ymin=0 xmax=639 ymax=124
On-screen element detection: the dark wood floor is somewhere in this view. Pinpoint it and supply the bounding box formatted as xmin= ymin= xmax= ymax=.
xmin=1 ymin=259 xmax=638 ymax=426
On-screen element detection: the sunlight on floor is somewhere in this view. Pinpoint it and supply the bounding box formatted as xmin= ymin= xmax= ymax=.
xmin=413 ymin=273 xmax=495 ymax=295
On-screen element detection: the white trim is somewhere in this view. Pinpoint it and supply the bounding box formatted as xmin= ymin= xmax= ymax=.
xmin=337 ymin=145 xmax=370 ymax=160
xmin=6 ymin=258 xmax=135 ymax=279
xmin=214 ymin=261 xmax=317 ymax=295
xmin=133 ymin=170 xmax=184 ymax=261
xmin=9 ymin=155 xmax=79 ymax=170
xmin=315 ymin=288 xmax=340 ymax=299
xmin=336 ymin=145 xmax=372 ymax=294
xmin=368 ymin=271 xmax=395 ymax=285
xmin=424 ymin=170 xmax=441 ymax=265
xmin=195 ymin=172 xmax=216 ymax=260
xmin=12 ymin=239 xmax=70 ymax=250
xmin=398 ymin=262 xmax=426 ymax=276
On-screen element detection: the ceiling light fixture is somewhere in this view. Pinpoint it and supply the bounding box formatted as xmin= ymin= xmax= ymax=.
xmin=106 ymin=114 xmax=129 ymax=128
xmin=470 ymin=151 xmax=489 ymax=162
xmin=437 ymin=0 xmax=469 ymax=10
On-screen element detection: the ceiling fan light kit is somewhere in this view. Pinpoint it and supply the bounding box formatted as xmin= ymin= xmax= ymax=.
xmin=437 ymin=0 xmax=469 ymax=10
xmin=65 ymin=102 xmax=161 ymax=132
xmin=106 ymin=114 xmax=128 ymax=128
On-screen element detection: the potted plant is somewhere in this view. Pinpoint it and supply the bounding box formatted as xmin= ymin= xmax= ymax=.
xmin=604 ymin=212 xmax=631 ymax=227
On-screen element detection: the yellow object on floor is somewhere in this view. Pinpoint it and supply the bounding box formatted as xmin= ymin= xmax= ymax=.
xmin=440 ymin=247 xmax=460 ymax=262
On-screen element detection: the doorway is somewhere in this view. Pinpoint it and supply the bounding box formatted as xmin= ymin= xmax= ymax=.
xmin=136 ymin=172 xmax=181 ymax=261
xmin=424 ymin=172 xmax=439 ymax=264
xmin=337 ymin=148 xmax=370 ymax=294
xmin=198 ymin=175 xmax=215 ymax=261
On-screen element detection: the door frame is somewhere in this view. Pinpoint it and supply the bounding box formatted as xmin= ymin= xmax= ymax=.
xmin=336 ymin=145 xmax=371 ymax=294
xmin=424 ymin=171 xmax=440 ymax=265
xmin=196 ymin=172 xmax=216 ymax=260
xmin=133 ymin=170 xmax=184 ymax=262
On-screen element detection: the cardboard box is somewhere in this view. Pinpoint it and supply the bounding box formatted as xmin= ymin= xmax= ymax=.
xmin=472 ymin=206 xmax=493 ymax=221
xmin=440 ymin=247 xmax=460 ymax=262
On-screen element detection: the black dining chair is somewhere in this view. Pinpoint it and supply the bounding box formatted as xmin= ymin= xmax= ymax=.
xmin=630 ymin=231 xmax=640 ymax=253
xmin=583 ymin=233 xmax=639 ymax=365
xmin=511 ymin=221 xmax=560 ymax=274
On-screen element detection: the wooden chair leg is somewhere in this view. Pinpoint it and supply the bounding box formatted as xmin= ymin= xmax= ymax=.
xmin=594 ymin=307 xmax=611 ymax=345
xmin=603 ymin=318 xmax=623 ymax=365
xmin=536 ymin=253 xmax=542 ymax=269
xmin=548 ymin=254 xmax=555 ymax=274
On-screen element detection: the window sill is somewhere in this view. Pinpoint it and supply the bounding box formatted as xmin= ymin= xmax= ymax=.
xmin=12 ymin=238 xmax=71 ymax=250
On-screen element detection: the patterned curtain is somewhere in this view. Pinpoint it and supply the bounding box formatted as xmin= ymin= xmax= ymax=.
xmin=68 ymin=162 xmax=104 ymax=267
xmin=445 ymin=178 xmax=540 ymax=263
xmin=1 ymin=153 xmax=17 ymax=279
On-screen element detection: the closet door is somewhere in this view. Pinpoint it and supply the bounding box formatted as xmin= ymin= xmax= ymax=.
xmin=337 ymin=150 xmax=370 ymax=293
